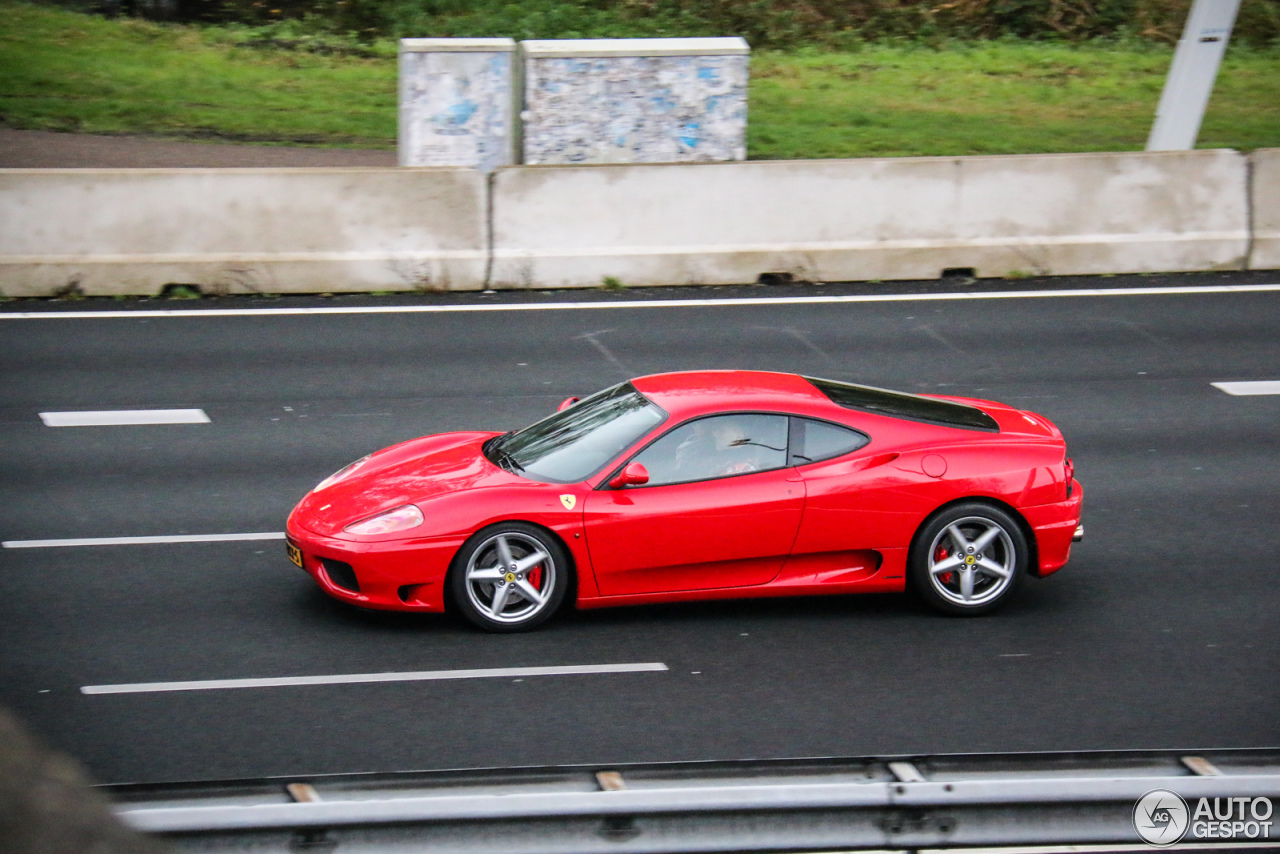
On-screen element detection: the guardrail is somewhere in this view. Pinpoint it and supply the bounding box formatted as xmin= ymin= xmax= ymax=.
xmin=1 ymin=148 xmax=1276 ymax=297
xmin=110 ymin=749 xmax=1280 ymax=852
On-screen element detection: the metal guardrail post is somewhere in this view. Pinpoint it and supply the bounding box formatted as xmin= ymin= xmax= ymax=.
xmin=1146 ymin=0 xmax=1244 ymax=151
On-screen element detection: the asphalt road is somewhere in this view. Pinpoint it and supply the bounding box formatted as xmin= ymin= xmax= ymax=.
xmin=1 ymin=273 xmax=1278 ymax=785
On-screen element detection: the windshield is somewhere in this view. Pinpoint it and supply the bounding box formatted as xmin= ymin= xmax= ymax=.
xmin=486 ymin=382 xmax=666 ymax=483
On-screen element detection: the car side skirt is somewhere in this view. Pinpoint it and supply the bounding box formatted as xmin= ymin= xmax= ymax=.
xmin=575 ymin=548 xmax=908 ymax=609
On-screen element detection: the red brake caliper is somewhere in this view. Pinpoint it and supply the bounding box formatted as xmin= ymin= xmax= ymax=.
xmin=936 ymin=547 xmax=952 ymax=585
xmin=529 ymin=565 xmax=543 ymax=590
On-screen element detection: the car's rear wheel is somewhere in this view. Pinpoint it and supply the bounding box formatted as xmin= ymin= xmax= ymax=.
xmin=909 ymin=502 xmax=1027 ymax=616
xmin=450 ymin=523 xmax=568 ymax=632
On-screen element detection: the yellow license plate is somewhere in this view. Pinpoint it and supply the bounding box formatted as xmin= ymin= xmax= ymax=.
xmin=286 ymin=541 xmax=303 ymax=568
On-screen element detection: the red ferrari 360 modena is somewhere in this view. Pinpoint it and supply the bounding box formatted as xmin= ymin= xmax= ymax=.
xmin=286 ymin=371 xmax=1083 ymax=631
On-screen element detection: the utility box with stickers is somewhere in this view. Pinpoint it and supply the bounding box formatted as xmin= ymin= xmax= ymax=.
xmin=518 ymin=37 xmax=749 ymax=166
xmin=398 ymin=38 xmax=517 ymax=172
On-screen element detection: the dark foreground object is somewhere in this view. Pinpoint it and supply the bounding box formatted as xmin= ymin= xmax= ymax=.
xmin=0 ymin=706 xmax=165 ymax=854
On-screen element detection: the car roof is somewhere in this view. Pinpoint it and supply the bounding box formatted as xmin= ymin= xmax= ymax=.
xmin=627 ymin=370 xmax=1041 ymax=439
xmin=630 ymin=370 xmax=832 ymax=419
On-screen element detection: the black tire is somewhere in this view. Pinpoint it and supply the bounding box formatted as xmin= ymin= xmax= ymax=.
xmin=449 ymin=522 xmax=569 ymax=632
xmin=908 ymin=502 xmax=1027 ymax=616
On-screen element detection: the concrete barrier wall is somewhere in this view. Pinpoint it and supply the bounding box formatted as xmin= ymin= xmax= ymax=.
xmin=1250 ymin=148 xmax=1280 ymax=270
xmin=491 ymin=149 xmax=1251 ymax=288
xmin=0 ymin=168 xmax=487 ymax=296
xmin=1 ymin=149 xmax=1267 ymax=297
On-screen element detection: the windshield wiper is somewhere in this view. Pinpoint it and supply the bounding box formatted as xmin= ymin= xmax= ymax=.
xmin=485 ymin=434 xmax=525 ymax=473
xmin=497 ymin=448 xmax=525 ymax=473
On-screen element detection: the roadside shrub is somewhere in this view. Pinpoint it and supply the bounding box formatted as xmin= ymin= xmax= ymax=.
xmin=31 ymin=0 xmax=1280 ymax=47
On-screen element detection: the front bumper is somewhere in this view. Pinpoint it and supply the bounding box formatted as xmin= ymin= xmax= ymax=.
xmin=285 ymin=516 xmax=461 ymax=612
xmin=1022 ymin=479 xmax=1084 ymax=577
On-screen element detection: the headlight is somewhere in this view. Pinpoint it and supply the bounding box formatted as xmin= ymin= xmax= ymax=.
xmin=343 ymin=504 xmax=424 ymax=536
xmin=314 ymin=454 xmax=372 ymax=492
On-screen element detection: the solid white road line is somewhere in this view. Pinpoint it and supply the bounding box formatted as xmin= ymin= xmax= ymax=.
xmin=1212 ymin=380 xmax=1280 ymax=396
xmin=917 ymin=845 xmax=1280 ymax=853
xmin=2 ymin=283 xmax=1279 ymax=320
xmin=81 ymin=662 xmax=670 ymax=695
xmin=39 ymin=409 xmax=210 ymax=427
xmin=2 ymin=532 xmax=285 ymax=549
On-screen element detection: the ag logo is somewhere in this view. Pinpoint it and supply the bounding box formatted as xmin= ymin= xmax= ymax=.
xmin=559 ymin=494 xmax=576 ymax=510
xmin=1134 ymin=789 xmax=1190 ymax=846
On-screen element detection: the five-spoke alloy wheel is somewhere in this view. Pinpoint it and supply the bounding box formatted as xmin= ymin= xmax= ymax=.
xmin=450 ymin=522 xmax=569 ymax=632
xmin=909 ymin=502 xmax=1028 ymax=616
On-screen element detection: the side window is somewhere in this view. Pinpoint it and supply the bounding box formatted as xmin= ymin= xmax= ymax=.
xmin=789 ymin=417 xmax=869 ymax=465
xmin=632 ymin=414 xmax=790 ymax=486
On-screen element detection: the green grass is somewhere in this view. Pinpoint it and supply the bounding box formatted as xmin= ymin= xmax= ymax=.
xmin=748 ymin=42 xmax=1280 ymax=158
xmin=0 ymin=2 xmax=396 ymax=145
xmin=1 ymin=2 xmax=1277 ymax=156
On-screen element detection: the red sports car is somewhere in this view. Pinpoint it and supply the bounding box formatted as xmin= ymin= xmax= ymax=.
xmin=286 ymin=371 xmax=1083 ymax=631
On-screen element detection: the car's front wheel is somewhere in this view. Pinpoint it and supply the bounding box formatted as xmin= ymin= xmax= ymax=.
xmin=909 ymin=502 xmax=1027 ymax=616
xmin=450 ymin=523 xmax=569 ymax=632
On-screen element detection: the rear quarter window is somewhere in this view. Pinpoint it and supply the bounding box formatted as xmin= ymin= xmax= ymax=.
xmin=789 ymin=417 xmax=869 ymax=465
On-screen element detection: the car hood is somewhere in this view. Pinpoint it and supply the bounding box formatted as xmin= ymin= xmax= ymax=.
xmin=292 ymin=431 xmax=515 ymax=536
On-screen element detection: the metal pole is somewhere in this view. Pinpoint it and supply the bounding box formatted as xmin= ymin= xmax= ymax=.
xmin=1146 ymin=0 xmax=1243 ymax=151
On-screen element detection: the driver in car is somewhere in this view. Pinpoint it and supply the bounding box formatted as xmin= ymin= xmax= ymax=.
xmin=675 ymin=419 xmax=764 ymax=479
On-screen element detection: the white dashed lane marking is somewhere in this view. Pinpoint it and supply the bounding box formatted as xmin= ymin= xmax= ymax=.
xmin=1212 ymin=381 xmax=1280 ymax=396
xmin=81 ymin=663 xmax=670 ymax=695
xmin=39 ymin=409 xmax=210 ymax=427
xmin=1 ymin=532 xmax=284 ymax=549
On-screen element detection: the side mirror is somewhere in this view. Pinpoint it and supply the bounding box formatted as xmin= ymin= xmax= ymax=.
xmin=557 ymin=396 xmax=581 ymax=412
xmin=608 ymin=462 xmax=650 ymax=489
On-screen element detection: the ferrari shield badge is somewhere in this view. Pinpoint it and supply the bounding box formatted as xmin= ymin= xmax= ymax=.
xmin=559 ymin=494 xmax=576 ymax=510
